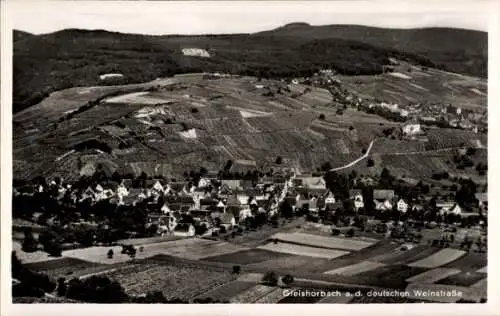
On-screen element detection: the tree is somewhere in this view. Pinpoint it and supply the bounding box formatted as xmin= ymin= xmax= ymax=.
xmin=346 ymin=228 xmax=355 ymax=238
xmin=281 ymin=274 xmax=294 ymax=286
xmin=232 ymin=265 xmax=241 ymax=274
xmin=319 ymin=114 xmax=326 ymax=120
xmin=57 ymin=278 xmax=67 ymax=296
xmin=107 ymin=249 xmax=114 ymax=259
xmin=22 ymin=227 xmax=38 ymax=253
xmin=366 ymin=159 xmax=375 ymax=167
xmin=275 ymin=156 xmax=283 ymax=165
xmin=262 ymin=272 xmax=278 ymax=286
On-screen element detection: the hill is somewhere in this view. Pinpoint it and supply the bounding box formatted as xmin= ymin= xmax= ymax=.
xmin=258 ymin=24 xmax=487 ymax=78
xmin=13 ymin=30 xmax=35 ymax=42
xmin=13 ymin=25 xmax=486 ymax=113
xmin=13 ymin=73 xmax=486 ymax=183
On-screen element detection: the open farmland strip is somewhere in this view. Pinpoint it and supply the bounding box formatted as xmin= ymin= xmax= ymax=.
xmin=270 ymin=233 xmax=375 ymax=251
xmin=371 ymin=245 xmax=442 ymax=265
xmin=246 ymin=256 xmax=331 ymax=274
xmin=229 ymin=285 xmax=277 ymax=303
xmin=405 ymin=268 xmax=462 ymax=284
xmin=354 ymin=265 xmax=429 ymax=289
xmin=442 ymin=253 xmax=487 ymax=272
xmin=193 ymin=280 xmax=257 ymax=302
xmin=471 ymin=278 xmax=487 ymax=288
xmin=254 ymin=288 xmax=289 ymax=303
xmin=202 ymin=248 xmax=293 ymax=264
xmin=257 ymin=242 xmax=350 ymax=259
xmin=476 ymin=266 xmax=487 ymax=273
xmin=324 ymin=261 xmax=387 ymax=276
xmin=437 ymin=272 xmax=487 ymax=287
xmin=408 ymin=248 xmax=466 ymax=268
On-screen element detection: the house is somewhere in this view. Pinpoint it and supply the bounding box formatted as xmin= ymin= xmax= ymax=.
xmin=309 ymin=197 xmax=318 ymax=213
xmin=324 ymin=191 xmax=336 ymax=204
xmin=165 ymin=196 xmax=195 ymax=212
xmin=302 ymin=177 xmax=327 ymax=191
xmin=374 ymin=189 xmax=395 ymax=211
xmin=220 ymin=213 xmax=236 ymax=230
xmin=221 ymin=179 xmax=241 ymax=190
xmin=397 ymin=199 xmax=409 ymax=213
xmin=402 ymin=122 xmax=422 ymax=136
xmin=437 ymin=202 xmax=461 ymax=215
xmin=172 ymin=223 xmax=195 ymax=237
xmin=239 ymin=207 xmax=252 ymax=221
xmin=349 ymin=189 xmax=364 ymax=211
xmin=198 ymin=178 xmax=211 ymax=188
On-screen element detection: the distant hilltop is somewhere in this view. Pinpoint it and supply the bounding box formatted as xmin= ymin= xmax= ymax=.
xmin=13 ymin=24 xmax=486 ymax=113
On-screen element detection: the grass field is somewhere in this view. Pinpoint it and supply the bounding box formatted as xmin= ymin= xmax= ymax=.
xmin=442 ymin=253 xmax=487 ymax=272
xmin=437 ymin=272 xmax=487 ymax=287
xmin=269 ymin=232 xmax=375 ymax=251
xmin=202 ymin=248 xmax=292 ymax=265
xmin=257 ymin=242 xmax=350 ymax=259
xmin=229 ymin=285 xmax=278 ymax=303
xmin=407 ymin=248 xmax=466 ymax=268
xmin=324 ymin=261 xmax=387 ymax=276
xmin=405 ymin=283 xmax=486 ymax=303
xmin=405 ymin=268 xmax=462 ymax=284
xmin=22 ymin=257 xmax=104 ymax=279
xmin=370 ymin=245 xmax=442 ymax=265
xmin=194 ymin=280 xmax=256 ymax=302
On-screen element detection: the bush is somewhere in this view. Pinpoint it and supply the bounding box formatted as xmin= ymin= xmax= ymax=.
xmin=232 ymin=265 xmax=241 ymax=274
xmin=191 ymin=108 xmax=199 ymax=113
xmin=366 ymin=159 xmax=375 ymax=167
xmin=262 ymin=272 xmax=278 ymax=286
xmin=57 ymin=278 xmax=67 ymax=297
xmin=319 ymin=114 xmax=326 ymax=120
xmin=281 ymin=274 xmax=294 ymax=286
xmin=332 ymin=228 xmax=341 ymax=236
xmin=346 ymin=228 xmax=355 ymax=238
xmin=107 ymin=249 xmax=114 ymax=259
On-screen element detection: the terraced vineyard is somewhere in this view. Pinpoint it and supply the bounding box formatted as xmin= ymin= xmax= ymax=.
xmin=13 ymin=73 xmax=486 ymax=181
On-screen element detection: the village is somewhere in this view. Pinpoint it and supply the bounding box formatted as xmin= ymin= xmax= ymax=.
xmin=13 ymin=163 xmax=487 ymax=250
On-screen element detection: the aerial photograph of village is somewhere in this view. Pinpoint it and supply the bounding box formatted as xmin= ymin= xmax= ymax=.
xmin=9 ymin=1 xmax=488 ymax=305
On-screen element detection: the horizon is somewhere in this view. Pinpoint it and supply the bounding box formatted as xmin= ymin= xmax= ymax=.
xmin=14 ymin=22 xmax=488 ymax=38
xmin=8 ymin=1 xmax=489 ymax=36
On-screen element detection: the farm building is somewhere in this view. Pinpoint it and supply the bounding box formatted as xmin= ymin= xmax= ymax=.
xmin=99 ymin=73 xmax=124 ymax=81
xmin=172 ymin=223 xmax=196 ymax=237
xmin=181 ymin=48 xmax=210 ymax=57
xmin=374 ymin=190 xmax=395 ymax=202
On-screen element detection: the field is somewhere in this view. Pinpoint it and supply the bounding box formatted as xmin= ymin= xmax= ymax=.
xmin=13 ymin=72 xmax=486 ymax=182
xmin=269 ymin=232 xmax=375 ymax=251
xmin=405 ymin=268 xmax=462 ymax=284
xmin=405 ymin=283 xmax=486 ymax=303
xmin=437 ymin=272 xmax=487 ymax=287
xmin=22 ymin=257 xmax=104 ymax=279
xmin=98 ymin=262 xmax=236 ymax=300
xmin=324 ymin=261 xmax=387 ymax=276
xmin=257 ymin=242 xmax=350 ymax=259
xmin=407 ymin=248 xmax=466 ymax=268
xmin=230 ymin=285 xmax=278 ymax=303
xmin=202 ymin=249 xmax=292 ymax=265
xmin=61 ymin=238 xmax=247 ymax=264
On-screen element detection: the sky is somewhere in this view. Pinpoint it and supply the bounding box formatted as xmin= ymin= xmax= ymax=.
xmin=8 ymin=1 xmax=491 ymax=35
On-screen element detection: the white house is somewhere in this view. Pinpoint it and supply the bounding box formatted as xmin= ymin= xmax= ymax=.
xmin=397 ymin=199 xmax=408 ymax=213
xmin=198 ymin=178 xmax=211 ymax=188
xmin=375 ymin=200 xmax=393 ymax=211
xmin=181 ymin=48 xmax=210 ymax=58
xmin=402 ymin=123 xmax=422 ymax=136
xmin=99 ymin=73 xmax=124 ymax=81
xmin=349 ymin=190 xmax=364 ymax=211
xmin=239 ymin=208 xmax=252 ymax=221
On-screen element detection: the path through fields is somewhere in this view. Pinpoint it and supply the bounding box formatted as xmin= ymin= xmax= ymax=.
xmin=329 ymin=139 xmax=376 ymax=172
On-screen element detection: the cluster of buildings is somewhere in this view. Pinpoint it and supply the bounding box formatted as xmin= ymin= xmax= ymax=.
xmin=14 ymin=167 xmax=488 ymax=237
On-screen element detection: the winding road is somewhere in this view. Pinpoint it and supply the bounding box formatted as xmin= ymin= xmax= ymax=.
xmin=329 ymin=139 xmax=376 ymax=172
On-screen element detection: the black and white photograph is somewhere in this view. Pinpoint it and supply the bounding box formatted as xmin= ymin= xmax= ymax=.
xmin=1 ymin=0 xmax=498 ymax=311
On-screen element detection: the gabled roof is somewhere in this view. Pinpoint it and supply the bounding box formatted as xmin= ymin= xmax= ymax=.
xmin=166 ymin=196 xmax=195 ymax=204
xmin=349 ymin=189 xmax=362 ymax=197
xmin=174 ymin=223 xmax=193 ymax=232
xmin=475 ymin=193 xmax=487 ymax=203
xmin=220 ymin=212 xmax=235 ymax=224
xmin=374 ymin=189 xmax=395 ymax=200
